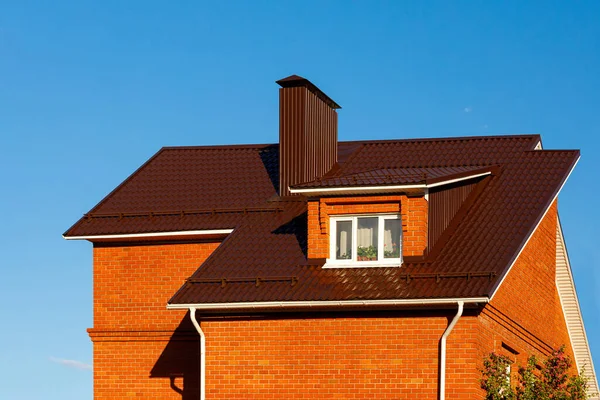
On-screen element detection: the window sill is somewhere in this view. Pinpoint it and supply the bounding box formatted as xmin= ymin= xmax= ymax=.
xmin=323 ymin=261 xmax=403 ymax=269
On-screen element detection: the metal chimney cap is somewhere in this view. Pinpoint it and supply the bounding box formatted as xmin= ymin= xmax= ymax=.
xmin=276 ymin=75 xmax=341 ymax=110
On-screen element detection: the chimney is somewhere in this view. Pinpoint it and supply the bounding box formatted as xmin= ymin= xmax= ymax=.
xmin=277 ymin=75 xmax=341 ymax=197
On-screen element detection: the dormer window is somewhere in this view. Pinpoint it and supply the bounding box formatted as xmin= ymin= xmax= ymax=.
xmin=327 ymin=215 xmax=402 ymax=267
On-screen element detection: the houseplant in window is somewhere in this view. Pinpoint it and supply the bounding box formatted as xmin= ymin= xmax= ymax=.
xmin=337 ymin=251 xmax=351 ymax=260
xmin=384 ymin=242 xmax=400 ymax=258
xmin=357 ymin=245 xmax=377 ymax=261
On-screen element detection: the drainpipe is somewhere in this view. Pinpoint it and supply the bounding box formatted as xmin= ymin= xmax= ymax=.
xmin=439 ymin=301 xmax=464 ymax=400
xmin=189 ymin=307 xmax=206 ymax=400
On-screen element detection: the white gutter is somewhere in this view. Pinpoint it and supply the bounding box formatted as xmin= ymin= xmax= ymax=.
xmin=427 ymin=172 xmax=491 ymax=188
xmin=288 ymin=172 xmax=491 ymax=196
xmin=489 ymin=155 xmax=579 ymax=300
xmin=168 ymin=297 xmax=487 ymax=310
xmin=439 ymin=301 xmax=464 ymax=400
xmin=63 ymin=229 xmax=234 ymax=241
xmin=189 ymin=308 xmax=206 ymax=400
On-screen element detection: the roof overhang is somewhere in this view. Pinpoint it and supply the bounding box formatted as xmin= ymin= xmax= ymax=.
xmin=167 ymin=297 xmax=489 ymax=312
xmin=63 ymin=229 xmax=234 ymax=242
xmin=288 ymin=171 xmax=492 ymax=197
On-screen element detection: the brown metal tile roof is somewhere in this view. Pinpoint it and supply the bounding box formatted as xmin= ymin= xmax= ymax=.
xmin=64 ymin=134 xmax=579 ymax=306
xmin=64 ymin=144 xmax=281 ymax=236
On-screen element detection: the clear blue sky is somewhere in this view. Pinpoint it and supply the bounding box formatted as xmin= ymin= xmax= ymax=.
xmin=1 ymin=1 xmax=599 ymax=399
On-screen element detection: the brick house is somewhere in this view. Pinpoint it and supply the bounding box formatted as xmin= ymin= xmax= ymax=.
xmin=64 ymin=75 xmax=598 ymax=399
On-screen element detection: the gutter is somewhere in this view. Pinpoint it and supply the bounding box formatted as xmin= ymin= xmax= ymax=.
xmin=167 ymin=297 xmax=488 ymax=311
xmin=189 ymin=308 xmax=206 ymax=400
xmin=439 ymin=301 xmax=464 ymax=400
xmin=63 ymin=229 xmax=234 ymax=241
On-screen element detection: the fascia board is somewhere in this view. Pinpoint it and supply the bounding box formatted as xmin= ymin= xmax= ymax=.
xmin=63 ymin=229 xmax=234 ymax=241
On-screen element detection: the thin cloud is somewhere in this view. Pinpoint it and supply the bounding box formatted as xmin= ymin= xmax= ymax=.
xmin=50 ymin=357 xmax=92 ymax=371
xmin=464 ymin=106 xmax=473 ymax=113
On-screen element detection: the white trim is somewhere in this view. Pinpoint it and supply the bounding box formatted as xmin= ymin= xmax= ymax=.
xmin=288 ymin=171 xmax=492 ymax=196
xmin=167 ymin=297 xmax=489 ymax=310
xmin=63 ymin=229 xmax=234 ymax=241
xmin=426 ymin=172 xmax=491 ymax=188
xmin=322 ymin=263 xmax=402 ymax=269
xmin=556 ymin=218 xmax=599 ymax=398
xmin=489 ymin=155 xmax=579 ymax=300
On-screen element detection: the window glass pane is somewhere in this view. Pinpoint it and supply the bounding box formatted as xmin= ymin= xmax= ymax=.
xmin=336 ymin=221 xmax=352 ymax=260
xmin=384 ymin=219 xmax=401 ymax=259
xmin=357 ymin=217 xmax=378 ymax=261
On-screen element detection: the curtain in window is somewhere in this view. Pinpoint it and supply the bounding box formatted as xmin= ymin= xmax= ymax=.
xmin=336 ymin=220 xmax=352 ymax=259
xmin=384 ymin=219 xmax=401 ymax=258
xmin=384 ymin=229 xmax=393 ymax=249
xmin=357 ymin=217 xmax=378 ymax=248
xmin=339 ymin=231 xmax=349 ymax=256
xmin=357 ymin=226 xmax=373 ymax=247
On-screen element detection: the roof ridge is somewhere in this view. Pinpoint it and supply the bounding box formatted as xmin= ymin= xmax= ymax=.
xmin=161 ymin=143 xmax=278 ymax=151
xmin=339 ymin=134 xmax=541 ymax=146
xmin=523 ymin=149 xmax=581 ymax=154
xmin=153 ymin=135 xmax=540 ymax=152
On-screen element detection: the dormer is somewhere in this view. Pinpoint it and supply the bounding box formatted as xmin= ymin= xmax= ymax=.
xmin=290 ymin=167 xmax=495 ymax=267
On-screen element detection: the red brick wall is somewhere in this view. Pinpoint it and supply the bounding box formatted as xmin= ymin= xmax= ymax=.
xmin=199 ymin=311 xmax=498 ymax=400
xmin=90 ymin=241 xmax=220 ymax=399
xmin=307 ymin=195 xmax=428 ymax=259
xmin=445 ymin=316 xmax=481 ymax=400
xmin=90 ymin=334 xmax=200 ymax=399
xmin=474 ymin=200 xmax=576 ymax=395
xmin=202 ymin=312 xmax=450 ymax=400
xmin=404 ymin=196 xmax=428 ymax=256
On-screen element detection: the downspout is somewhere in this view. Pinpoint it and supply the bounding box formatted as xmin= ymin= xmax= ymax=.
xmin=189 ymin=307 xmax=205 ymax=400
xmin=439 ymin=301 xmax=464 ymax=400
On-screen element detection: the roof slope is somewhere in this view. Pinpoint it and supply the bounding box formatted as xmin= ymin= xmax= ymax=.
xmin=64 ymin=144 xmax=281 ymax=236
xmin=64 ymin=135 xmax=579 ymax=304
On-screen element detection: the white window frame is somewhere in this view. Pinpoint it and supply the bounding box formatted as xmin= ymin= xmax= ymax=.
xmin=326 ymin=214 xmax=402 ymax=268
